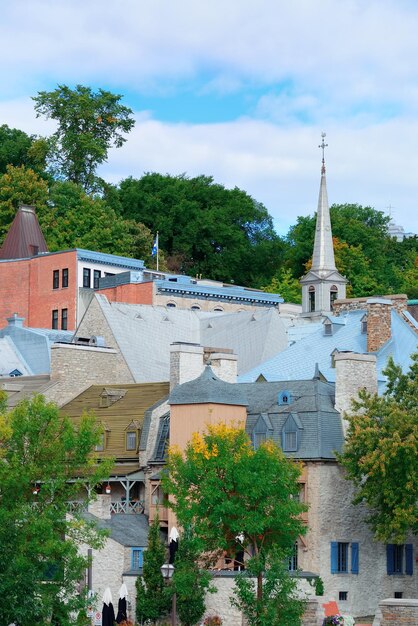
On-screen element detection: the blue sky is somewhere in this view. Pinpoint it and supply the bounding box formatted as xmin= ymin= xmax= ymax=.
xmin=1 ymin=0 xmax=418 ymax=236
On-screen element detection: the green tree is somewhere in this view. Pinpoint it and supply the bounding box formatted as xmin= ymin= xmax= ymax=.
xmin=0 ymin=395 xmax=111 ymax=626
xmin=33 ymin=84 xmax=135 ymax=191
xmin=45 ymin=180 xmax=154 ymax=259
xmin=339 ymin=354 xmax=418 ymax=543
xmin=233 ymin=547 xmax=305 ymax=626
xmin=116 ymin=173 xmax=286 ymax=287
xmin=0 ymin=124 xmax=48 ymax=175
xmin=262 ymin=267 xmax=302 ymax=303
xmin=136 ymin=515 xmax=171 ymax=625
xmin=172 ymin=530 xmax=214 ymax=626
xmin=163 ymin=423 xmax=307 ymax=626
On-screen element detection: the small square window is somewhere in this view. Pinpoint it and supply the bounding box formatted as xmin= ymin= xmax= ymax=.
xmin=339 ymin=591 xmax=348 ymax=601
xmin=53 ymin=270 xmax=59 ymax=290
xmin=394 ymin=592 xmax=403 ymax=599
xmin=126 ymin=431 xmax=137 ymax=451
xmin=83 ymin=268 xmax=91 ymax=288
xmin=52 ymin=309 xmax=58 ymax=330
xmin=61 ymin=308 xmax=68 ymax=331
xmin=62 ymin=268 xmax=69 ymax=288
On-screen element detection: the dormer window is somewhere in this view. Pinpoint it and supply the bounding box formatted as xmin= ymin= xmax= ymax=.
xmin=252 ymin=414 xmax=272 ymax=450
xmin=282 ymin=413 xmax=302 ymax=453
xmin=324 ymin=320 xmax=332 ymax=336
xmin=331 ymin=348 xmax=339 ymax=368
xmin=126 ymin=422 xmax=139 ymax=451
xmin=278 ymin=391 xmax=292 ymax=406
xmin=361 ymin=314 xmax=368 ymax=334
xmin=95 ymin=423 xmax=110 ymax=451
xmin=99 ymin=388 xmax=126 ymax=408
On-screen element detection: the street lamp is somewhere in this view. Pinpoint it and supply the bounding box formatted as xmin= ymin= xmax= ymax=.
xmin=160 ymin=563 xmax=176 ymax=626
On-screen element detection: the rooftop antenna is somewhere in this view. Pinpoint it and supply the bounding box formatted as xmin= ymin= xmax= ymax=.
xmin=319 ymin=131 xmax=328 ymax=174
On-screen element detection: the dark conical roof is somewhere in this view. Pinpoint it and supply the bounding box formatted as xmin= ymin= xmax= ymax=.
xmin=0 ymin=205 xmax=48 ymax=259
xmin=169 ymin=365 xmax=248 ymax=406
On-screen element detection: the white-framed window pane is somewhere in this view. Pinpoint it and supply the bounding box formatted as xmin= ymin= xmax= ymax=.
xmin=126 ymin=431 xmax=137 ymax=451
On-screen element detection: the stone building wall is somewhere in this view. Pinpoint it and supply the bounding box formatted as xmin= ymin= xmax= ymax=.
xmin=332 ymin=294 xmax=408 ymax=316
xmin=43 ymin=343 xmax=126 ymax=407
xmin=304 ymin=463 xmax=418 ymax=618
xmin=376 ymin=599 xmax=418 ymax=626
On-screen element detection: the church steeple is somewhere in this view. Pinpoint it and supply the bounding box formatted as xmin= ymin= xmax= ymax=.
xmin=299 ymin=133 xmax=347 ymax=316
xmin=311 ymin=133 xmax=337 ymax=273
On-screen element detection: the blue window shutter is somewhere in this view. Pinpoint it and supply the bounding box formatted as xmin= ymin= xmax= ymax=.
xmin=405 ymin=544 xmax=413 ymax=575
xmin=387 ymin=544 xmax=394 ymax=575
xmin=331 ymin=542 xmax=338 ymax=574
xmin=351 ymin=542 xmax=359 ymax=574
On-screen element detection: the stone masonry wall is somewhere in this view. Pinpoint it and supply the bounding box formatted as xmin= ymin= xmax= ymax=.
xmin=305 ymin=463 xmax=418 ymax=618
xmin=44 ymin=343 xmax=127 ymax=406
xmin=333 ymin=294 xmax=408 ymax=316
xmin=334 ymin=352 xmax=377 ymax=433
xmin=376 ymin=599 xmax=418 ymax=625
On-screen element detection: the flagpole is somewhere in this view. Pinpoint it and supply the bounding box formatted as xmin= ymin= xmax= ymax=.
xmin=156 ymin=231 xmax=159 ymax=272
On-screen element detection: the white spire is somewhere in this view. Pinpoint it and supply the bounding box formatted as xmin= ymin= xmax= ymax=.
xmin=311 ymin=133 xmax=337 ymax=273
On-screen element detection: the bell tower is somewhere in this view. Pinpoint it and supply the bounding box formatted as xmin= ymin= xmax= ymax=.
xmin=300 ymin=133 xmax=347 ymax=316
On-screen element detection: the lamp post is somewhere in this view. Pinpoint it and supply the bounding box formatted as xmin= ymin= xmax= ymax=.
xmin=160 ymin=562 xmax=176 ymax=626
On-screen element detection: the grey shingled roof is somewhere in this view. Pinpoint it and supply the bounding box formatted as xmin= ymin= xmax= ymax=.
xmin=169 ymin=365 xmax=248 ymax=406
xmin=241 ymin=379 xmax=343 ymax=459
xmin=83 ymin=512 xmax=149 ymax=547
xmin=94 ymin=296 xmax=288 ymax=381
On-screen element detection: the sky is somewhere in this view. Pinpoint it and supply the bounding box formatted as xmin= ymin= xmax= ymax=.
xmin=1 ymin=0 xmax=418 ymax=236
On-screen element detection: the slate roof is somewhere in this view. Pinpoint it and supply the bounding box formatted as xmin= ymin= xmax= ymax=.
xmin=166 ymin=370 xmax=343 ymax=460
xmin=238 ymin=309 xmax=418 ymax=392
xmin=83 ymin=512 xmax=149 ymax=547
xmin=0 ymin=321 xmax=73 ymax=375
xmin=169 ymin=365 xmax=248 ymax=406
xmin=155 ymin=278 xmax=283 ymax=305
xmin=92 ymin=296 xmax=288 ymax=381
xmin=241 ymin=379 xmax=343 ymax=459
xmin=75 ymin=249 xmax=145 ymax=270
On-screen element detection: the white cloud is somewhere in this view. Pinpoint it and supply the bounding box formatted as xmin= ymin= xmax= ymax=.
xmin=0 ymin=1 xmax=418 ymax=237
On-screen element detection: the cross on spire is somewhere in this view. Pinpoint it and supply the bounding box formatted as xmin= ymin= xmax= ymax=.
xmin=319 ymin=131 xmax=328 ymax=174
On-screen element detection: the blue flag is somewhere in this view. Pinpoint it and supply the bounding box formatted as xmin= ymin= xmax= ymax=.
xmin=151 ymin=234 xmax=158 ymax=256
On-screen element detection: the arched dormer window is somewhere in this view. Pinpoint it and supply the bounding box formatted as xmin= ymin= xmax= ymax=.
xmin=166 ymin=301 xmax=176 ymax=308
xmin=330 ymin=285 xmax=338 ymax=308
xmin=308 ymin=286 xmax=315 ymax=312
xmin=278 ymin=390 xmax=292 ymax=406
xmin=191 ymin=304 xmax=201 ymax=310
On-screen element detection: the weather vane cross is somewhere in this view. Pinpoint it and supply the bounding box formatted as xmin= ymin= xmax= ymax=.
xmin=319 ymin=131 xmax=328 ymax=173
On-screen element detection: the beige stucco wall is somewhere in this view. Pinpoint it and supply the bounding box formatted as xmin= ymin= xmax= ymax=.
xmin=170 ymin=403 xmax=247 ymax=452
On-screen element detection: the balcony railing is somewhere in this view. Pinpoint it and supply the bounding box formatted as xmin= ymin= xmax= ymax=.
xmin=110 ymin=500 xmax=144 ymax=514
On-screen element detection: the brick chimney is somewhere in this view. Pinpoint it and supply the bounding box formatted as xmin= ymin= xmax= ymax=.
xmin=170 ymin=342 xmax=204 ymax=390
xmin=334 ymin=352 xmax=377 ymax=434
xmin=365 ymin=298 xmax=392 ymax=352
